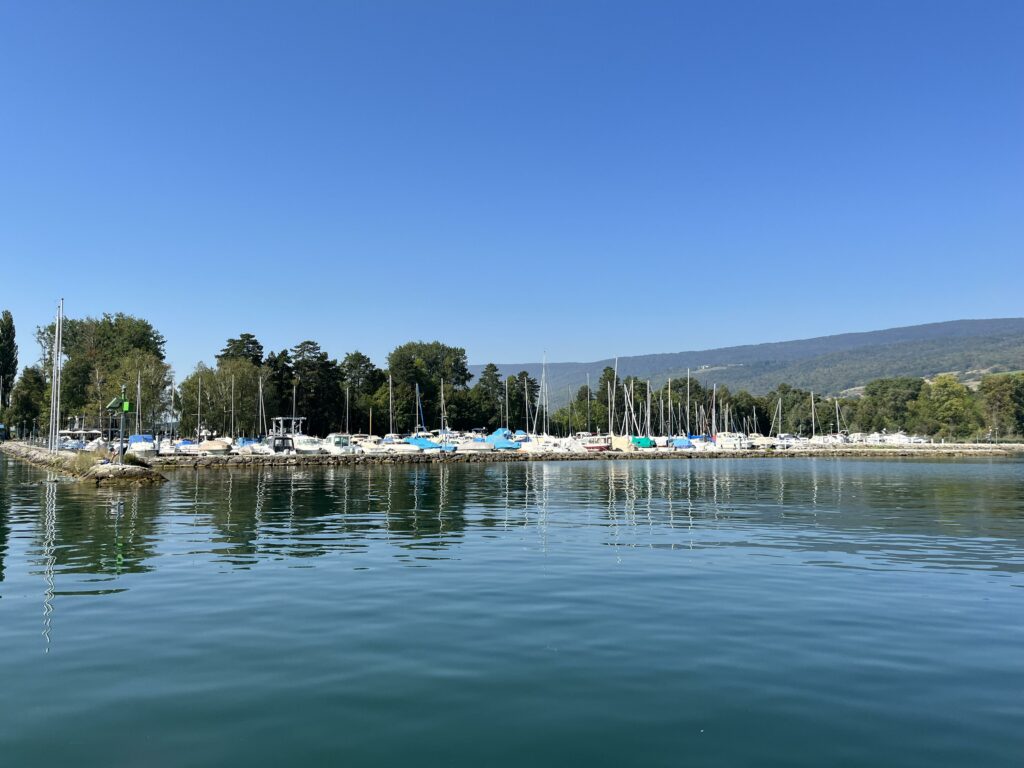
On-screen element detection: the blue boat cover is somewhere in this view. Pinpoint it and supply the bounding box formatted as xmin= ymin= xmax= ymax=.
xmin=405 ymin=436 xmax=454 ymax=451
xmin=128 ymin=434 xmax=154 ymax=443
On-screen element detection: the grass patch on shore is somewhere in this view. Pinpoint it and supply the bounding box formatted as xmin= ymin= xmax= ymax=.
xmin=70 ymin=452 xmax=100 ymax=474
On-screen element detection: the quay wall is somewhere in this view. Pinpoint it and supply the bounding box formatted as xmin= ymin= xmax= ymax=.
xmin=147 ymin=443 xmax=1024 ymax=471
xmin=5 ymin=440 xmax=1021 ymax=479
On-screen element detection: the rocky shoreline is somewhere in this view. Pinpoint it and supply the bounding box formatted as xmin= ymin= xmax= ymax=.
xmin=144 ymin=443 xmax=1024 ymax=470
xmin=4 ymin=440 xmax=1020 ymax=479
xmin=0 ymin=442 xmax=167 ymax=486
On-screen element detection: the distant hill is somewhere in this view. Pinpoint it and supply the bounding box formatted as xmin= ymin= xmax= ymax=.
xmin=471 ymin=319 xmax=1024 ymax=406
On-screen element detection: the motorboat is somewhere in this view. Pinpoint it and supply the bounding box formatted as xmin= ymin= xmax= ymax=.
xmin=269 ymin=416 xmax=323 ymax=454
xmin=381 ymin=434 xmax=421 ymax=454
xmin=126 ymin=434 xmax=158 ymax=459
xmin=456 ymin=438 xmax=493 ymax=453
xmin=293 ymin=435 xmax=325 ymax=454
xmin=237 ymin=437 xmax=273 ymax=456
xmin=715 ymin=432 xmax=753 ymax=450
xmin=577 ymin=432 xmax=612 ymax=452
xmin=270 ymin=435 xmax=296 ymax=454
xmin=198 ymin=438 xmax=232 ymax=455
xmin=324 ymin=433 xmax=362 ymax=455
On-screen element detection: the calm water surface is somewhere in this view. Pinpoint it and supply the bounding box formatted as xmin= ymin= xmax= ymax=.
xmin=1 ymin=457 xmax=1022 ymax=766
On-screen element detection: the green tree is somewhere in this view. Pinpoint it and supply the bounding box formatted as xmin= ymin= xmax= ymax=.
xmin=264 ymin=349 xmax=294 ymax=419
xmin=178 ymin=358 xmax=267 ymax=437
xmin=0 ymin=310 xmax=16 ymax=409
xmin=854 ymin=377 xmax=924 ymax=432
xmin=505 ymin=370 xmax=540 ymax=432
xmin=6 ymin=366 xmax=45 ymax=437
xmin=910 ymin=374 xmax=983 ymax=439
xmin=217 ymin=333 xmax=264 ymax=366
xmin=339 ymin=351 xmax=384 ymax=433
xmin=470 ymin=363 xmax=504 ymax=430
xmin=762 ymin=383 xmax=822 ymax=436
xmin=978 ymin=373 xmax=1024 ymax=438
xmin=381 ymin=341 xmax=472 ymax=432
xmin=724 ymin=390 xmax=770 ymax=434
xmin=595 ymin=367 xmax=624 ymax=429
xmin=110 ymin=351 xmax=172 ymax=434
xmin=291 ymin=340 xmax=344 ymax=436
xmin=553 ymin=383 xmax=605 ymax=435
xmin=34 ymin=313 xmax=167 ymax=428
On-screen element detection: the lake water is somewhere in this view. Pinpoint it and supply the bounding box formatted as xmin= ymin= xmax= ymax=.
xmin=1 ymin=456 xmax=1022 ymax=767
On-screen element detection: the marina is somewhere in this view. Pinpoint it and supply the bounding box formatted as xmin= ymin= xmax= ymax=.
xmin=2 ymin=4 xmax=1022 ymax=766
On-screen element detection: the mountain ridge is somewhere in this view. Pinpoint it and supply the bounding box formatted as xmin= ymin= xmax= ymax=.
xmin=470 ymin=318 xmax=1024 ymax=405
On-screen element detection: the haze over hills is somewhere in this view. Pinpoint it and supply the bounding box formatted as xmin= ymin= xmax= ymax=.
xmin=472 ymin=319 xmax=1024 ymax=406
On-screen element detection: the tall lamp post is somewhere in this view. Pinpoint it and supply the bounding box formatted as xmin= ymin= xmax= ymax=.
xmin=106 ymin=385 xmax=130 ymax=464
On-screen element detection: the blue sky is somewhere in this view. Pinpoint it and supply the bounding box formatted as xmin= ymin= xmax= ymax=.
xmin=2 ymin=1 xmax=1022 ymax=376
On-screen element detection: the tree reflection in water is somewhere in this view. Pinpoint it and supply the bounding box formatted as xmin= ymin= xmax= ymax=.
xmin=0 ymin=458 xmax=1019 ymax=612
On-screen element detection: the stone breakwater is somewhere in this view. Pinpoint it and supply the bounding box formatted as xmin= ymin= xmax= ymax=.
xmin=0 ymin=442 xmax=167 ymax=486
xmin=146 ymin=443 xmax=1024 ymax=471
xmin=4 ymin=441 xmax=1021 ymax=479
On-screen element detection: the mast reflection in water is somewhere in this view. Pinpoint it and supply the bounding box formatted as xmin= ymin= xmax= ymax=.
xmin=0 ymin=456 xmax=1022 ymax=768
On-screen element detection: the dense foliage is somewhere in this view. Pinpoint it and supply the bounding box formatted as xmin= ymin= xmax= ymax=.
xmin=0 ymin=310 xmax=16 ymax=409
xmin=550 ymin=373 xmax=1006 ymax=439
xmin=1 ymin=309 xmax=1023 ymax=442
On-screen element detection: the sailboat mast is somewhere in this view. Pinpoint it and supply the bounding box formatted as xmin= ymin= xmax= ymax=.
xmin=257 ymin=375 xmax=265 ymax=435
xmin=612 ymin=357 xmax=618 ymax=435
xmin=388 ymin=375 xmax=394 ymax=434
xmin=523 ymin=374 xmax=529 ymax=433
xmin=414 ymin=382 xmax=420 ymax=432
xmin=685 ymin=368 xmax=691 ymax=436
xmin=136 ymin=370 xmax=142 ymax=434
xmin=711 ymin=384 xmax=717 ymax=436
xmin=197 ymin=375 xmax=202 ymax=439
xmin=668 ymin=378 xmax=672 ymax=435
xmin=441 ymin=378 xmax=447 ymax=431
xmin=646 ymin=380 xmax=652 ymax=436
xmin=586 ymin=373 xmax=591 ymax=433
xmin=607 ymin=382 xmax=612 ymax=435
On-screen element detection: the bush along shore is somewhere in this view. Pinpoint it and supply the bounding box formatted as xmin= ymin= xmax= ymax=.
xmin=0 ymin=441 xmax=167 ymax=486
xmin=144 ymin=442 xmax=1024 ymax=471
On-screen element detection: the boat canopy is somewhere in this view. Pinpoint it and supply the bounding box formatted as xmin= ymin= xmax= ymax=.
xmin=405 ymin=436 xmax=455 ymax=452
xmin=486 ymin=429 xmax=520 ymax=450
xmin=630 ymin=436 xmax=655 ymax=449
xmin=672 ymin=437 xmax=693 ymax=449
xmin=128 ymin=434 xmax=155 ymax=443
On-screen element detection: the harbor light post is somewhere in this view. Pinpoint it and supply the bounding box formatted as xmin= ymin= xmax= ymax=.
xmin=107 ymin=385 xmax=130 ymax=464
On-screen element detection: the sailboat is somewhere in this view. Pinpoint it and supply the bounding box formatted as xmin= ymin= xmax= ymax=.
xmin=125 ymin=371 xmax=157 ymax=458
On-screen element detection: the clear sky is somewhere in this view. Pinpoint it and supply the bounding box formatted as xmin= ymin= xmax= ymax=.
xmin=2 ymin=1 xmax=1022 ymax=377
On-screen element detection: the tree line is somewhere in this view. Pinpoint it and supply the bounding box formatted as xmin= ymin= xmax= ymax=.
xmin=0 ymin=309 xmax=1022 ymax=441
xmin=550 ymin=372 xmax=1019 ymax=440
